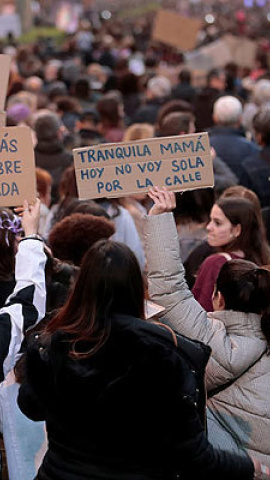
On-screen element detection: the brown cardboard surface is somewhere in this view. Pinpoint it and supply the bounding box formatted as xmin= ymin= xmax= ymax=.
xmin=0 ymin=126 xmax=36 ymax=207
xmin=223 ymin=35 xmax=257 ymax=68
xmin=0 ymin=112 xmax=6 ymax=127
xmin=185 ymin=39 xmax=232 ymax=70
xmin=152 ymin=9 xmax=201 ymax=52
xmin=73 ymin=133 xmax=214 ymax=200
xmin=0 ymin=55 xmax=11 ymax=111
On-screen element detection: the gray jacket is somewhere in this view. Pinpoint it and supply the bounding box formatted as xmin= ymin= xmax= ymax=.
xmin=145 ymin=212 xmax=270 ymax=467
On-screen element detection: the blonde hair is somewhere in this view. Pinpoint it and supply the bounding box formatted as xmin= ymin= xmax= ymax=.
xmin=123 ymin=123 xmax=154 ymax=142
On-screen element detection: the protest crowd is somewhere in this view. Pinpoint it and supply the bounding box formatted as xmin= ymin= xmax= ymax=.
xmin=0 ymin=1 xmax=270 ymax=479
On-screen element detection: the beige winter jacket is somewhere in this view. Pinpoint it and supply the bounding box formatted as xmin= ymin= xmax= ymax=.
xmin=145 ymin=212 xmax=270 ymax=467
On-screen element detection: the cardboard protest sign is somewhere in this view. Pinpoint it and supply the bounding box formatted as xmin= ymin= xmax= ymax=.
xmin=0 ymin=55 xmax=11 ymax=111
xmin=0 ymin=112 xmax=6 ymax=127
xmin=152 ymin=9 xmax=201 ymax=52
xmin=0 ymin=126 xmax=36 ymax=206
xmin=73 ymin=133 xmax=214 ymax=200
xmin=185 ymin=39 xmax=232 ymax=70
xmin=223 ymin=35 xmax=257 ymax=68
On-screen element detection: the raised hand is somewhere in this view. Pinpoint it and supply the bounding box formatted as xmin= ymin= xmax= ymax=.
xmin=148 ymin=186 xmax=176 ymax=216
xmin=15 ymin=198 xmax=40 ymax=236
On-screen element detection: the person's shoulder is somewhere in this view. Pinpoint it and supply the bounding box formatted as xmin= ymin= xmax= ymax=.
xmin=114 ymin=315 xmax=180 ymax=359
xmin=200 ymin=253 xmax=227 ymax=266
xmin=197 ymin=253 xmax=229 ymax=277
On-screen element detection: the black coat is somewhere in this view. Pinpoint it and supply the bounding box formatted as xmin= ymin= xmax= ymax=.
xmin=18 ymin=315 xmax=253 ymax=480
xmin=209 ymin=126 xmax=259 ymax=179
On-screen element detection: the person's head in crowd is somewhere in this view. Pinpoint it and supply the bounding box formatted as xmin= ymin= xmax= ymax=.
xmin=221 ymin=185 xmax=261 ymax=213
xmin=252 ymin=107 xmax=270 ymax=146
xmin=6 ymin=103 xmax=31 ymax=125
xmin=44 ymin=59 xmax=63 ymax=83
xmin=178 ymin=69 xmax=192 ymax=85
xmin=213 ymin=96 xmax=243 ymax=128
xmin=73 ymin=77 xmax=91 ymax=100
xmin=252 ymin=79 xmax=270 ymax=107
xmin=47 ymin=82 xmax=68 ymax=102
xmin=158 ymin=111 xmax=195 ymax=136
xmin=118 ymin=73 xmax=140 ymax=96
xmin=7 ymin=91 xmax=37 ymax=113
xmin=156 ymin=99 xmax=194 ymax=135
xmin=62 ymin=199 xmax=110 ymax=220
xmin=97 ymin=95 xmax=124 ymax=142
xmin=146 ymin=76 xmax=171 ymax=101
xmin=97 ymin=96 xmax=122 ymax=129
xmin=174 ymin=188 xmax=214 ymax=226
xmin=86 ymin=63 xmax=108 ymax=90
xmin=48 ymin=213 xmax=115 ymax=266
xmin=55 ymin=96 xmax=81 ymax=115
xmin=207 ymin=197 xmax=270 ymax=266
xmin=0 ymin=208 xmax=23 ymax=280
xmin=45 ymin=239 xmax=145 ymax=344
xmin=213 ymin=259 xmax=270 ymax=346
xmin=55 ymin=96 xmax=81 ymax=131
xmin=75 ymin=110 xmax=100 ymax=133
xmin=206 ymin=68 xmax=226 ymax=91
xmin=58 ymin=165 xmax=78 ymax=203
xmin=123 ymin=123 xmax=154 ymax=142
xmin=34 ymin=112 xmax=64 ymax=144
xmin=36 ymin=167 xmax=52 ymax=208
xmin=24 ymin=76 xmax=43 ymax=94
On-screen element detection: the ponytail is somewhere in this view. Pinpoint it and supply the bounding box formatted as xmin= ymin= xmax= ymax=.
xmin=217 ymin=260 xmax=270 ymax=346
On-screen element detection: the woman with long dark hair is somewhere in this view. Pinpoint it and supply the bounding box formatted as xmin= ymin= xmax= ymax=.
xmin=145 ymin=186 xmax=270 ymax=475
xmin=18 ymin=239 xmax=257 ymax=480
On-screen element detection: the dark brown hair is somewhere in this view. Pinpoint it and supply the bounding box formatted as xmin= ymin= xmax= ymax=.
xmin=216 ymin=260 xmax=270 ymax=346
xmin=44 ymin=240 xmax=145 ymax=357
xmin=48 ymin=213 xmax=115 ymax=266
xmin=216 ymin=197 xmax=270 ymax=265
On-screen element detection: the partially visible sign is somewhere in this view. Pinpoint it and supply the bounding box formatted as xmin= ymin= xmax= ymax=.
xmin=0 ymin=55 xmax=11 ymax=111
xmin=0 ymin=14 xmax=21 ymax=38
xmin=152 ymin=10 xmax=201 ymax=52
xmin=223 ymin=34 xmax=257 ymax=68
xmin=73 ymin=133 xmax=214 ymax=200
xmin=185 ymin=39 xmax=232 ymax=70
xmin=0 ymin=127 xmax=36 ymax=206
xmin=0 ymin=113 xmax=6 ymax=127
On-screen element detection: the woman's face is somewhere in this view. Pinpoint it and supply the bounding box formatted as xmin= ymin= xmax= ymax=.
xmin=207 ymin=204 xmax=241 ymax=248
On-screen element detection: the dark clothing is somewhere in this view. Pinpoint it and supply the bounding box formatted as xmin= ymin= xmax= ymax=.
xmin=133 ymin=97 xmax=169 ymax=125
xmin=172 ymin=82 xmax=196 ymax=104
xmin=184 ymin=241 xmax=214 ymax=289
xmin=18 ymin=315 xmax=253 ymax=480
xmin=193 ymin=87 xmax=223 ymax=132
xmin=0 ymin=279 xmax=15 ymax=308
xmin=75 ymin=128 xmax=105 ymax=148
xmin=123 ymin=93 xmax=142 ymax=122
xmin=240 ymin=145 xmax=270 ymax=207
xmin=209 ymin=126 xmax=258 ymax=179
xmin=34 ymin=139 xmax=73 ymax=204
